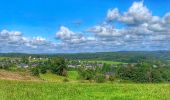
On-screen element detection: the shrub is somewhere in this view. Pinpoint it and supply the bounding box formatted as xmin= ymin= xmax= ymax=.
xmin=31 ymin=67 xmax=39 ymax=76
xmin=40 ymin=66 xmax=47 ymax=74
xmin=151 ymin=69 xmax=164 ymax=83
xmin=109 ymin=75 xmax=115 ymax=82
xmin=77 ymin=66 xmax=95 ymax=80
xmin=95 ymin=74 xmax=106 ymax=83
xmin=116 ymin=63 xmax=165 ymax=83
xmin=49 ymin=57 xmax=67 ymax=76
xmin=160 ymin=67 xmax=170 ymax=82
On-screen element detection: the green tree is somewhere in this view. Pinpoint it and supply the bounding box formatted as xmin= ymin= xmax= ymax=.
xmin=49 ymin=57 xmax=67 ymax=76
xmin=31 ymin=67 xmax=39 ymax=76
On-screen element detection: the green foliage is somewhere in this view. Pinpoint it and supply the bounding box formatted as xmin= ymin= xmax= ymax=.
xmin=31 ymin=67 xmax=39 ymax=76
xmin=116 ymin=63 xmax=168 ymax=83
xmin=95 ymin=74 xmax=106 ymax=83
xmin=0 ymin=58 xmax=17 ymax=70
xmin=160 ymin=67 xmax=170 ymax=82
xmin=102 ymin=63 xmax=112 ymax=73
xmin=49 ymin=57 xmax=67 ymax=76
xmin=1 ymin=51 xmax=170 ymax=63
xmin=151 ymin=69 xmax=164 ymax=82
xmin=40 ymin=66 xmax=47 ymax=74
xmin=21 ymin=57 xmax=29 ymax=64
xmin=109 ymin=75 xmax=115 ymax=82
xmin=78 ymin=67 xmax=96 ymax=80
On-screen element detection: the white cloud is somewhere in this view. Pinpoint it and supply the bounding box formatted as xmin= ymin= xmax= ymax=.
xmin=86 ymin=25 xmax=124 ymax=37
xmin=107 ymin=1 xmax=152 ymax=25
xmin=1 ymin=1 xmax=170 ymax=53
xmin=0 ymin=30 xmax=60 ymax=53
xmin=54 ymin=1 xmax=170 ymax=52
xmin=85 ymin=1 xmax=170 ymax=51
xmin=56 ymin=26 xmax=96 ymax=44
xmin=107 ymin=8 xmax=120 ymax=21
xmin=56 ymin=26 xmax=87 ymax=44
xmin=163 ymin=13 xmax=170 ymax=24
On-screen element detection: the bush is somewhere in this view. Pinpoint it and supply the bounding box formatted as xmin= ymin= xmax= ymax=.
xmin=31 ymin=67 xmax=39 ymax=76
xmin=95 ymin=74 xmax=106 ymax=83
xmin=77 ymin=67 xmax=95 ymax=80
xmin=160 ymin=67 xmax=170 ymax=82
xmin=49 ymin=57 xmax=67 ymax=76
xmin=151 ymin=69 xmax=164 ymax=83
xmin=116 ymin=63 xmax=165 ymax=83
xmin=40 ymin=66 xmax=47 ymax=74
xmin=109 ymin=75 xmax=115 ymax=82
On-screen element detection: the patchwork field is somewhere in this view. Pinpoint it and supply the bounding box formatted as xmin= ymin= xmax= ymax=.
xmin=0 ymin=80 xmax=169 ymax=100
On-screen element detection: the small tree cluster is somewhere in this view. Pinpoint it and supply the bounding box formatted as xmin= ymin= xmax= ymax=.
xmin=116 ymin=62 xmax=169 ymax=83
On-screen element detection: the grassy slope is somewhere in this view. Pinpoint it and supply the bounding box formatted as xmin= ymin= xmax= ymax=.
xmin=0 ymin=70 xmax=39 ymax=81
xmin=67 ymin=71 xmax=79 ymax=80
xmin=39 ymin=71 xmax=79 ymax=82
xmin=0 ymin=70 xmax=169 ymax=100
xmin=0 ymin=80 xmax=169 ymax=100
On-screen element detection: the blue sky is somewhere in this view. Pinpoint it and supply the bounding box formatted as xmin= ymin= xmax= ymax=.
xmin=0 ymin=0 xmax=170 ymax=53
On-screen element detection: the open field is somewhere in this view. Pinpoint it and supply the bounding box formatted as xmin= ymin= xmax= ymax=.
xmin=95 ymin=60 xmax=126 ymax=65
xmin=83 ymin=60 xmax=126 ymax=65
xmin=39 ymin=71 xmax=78 ymax=82
xmin=0 ymin=80 xmax=169 ymax=100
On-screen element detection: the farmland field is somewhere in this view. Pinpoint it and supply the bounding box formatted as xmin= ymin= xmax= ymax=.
xmin=0 ymin=80 xmax=169 ymax=100
xmin=82 ymin=60 xmax=126 ymax=65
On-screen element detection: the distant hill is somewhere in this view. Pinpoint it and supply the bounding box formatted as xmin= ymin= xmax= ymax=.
xmin=56 ymin=51 xmax=170 ymax=63
xmin=0 ymin=51 xmax=170 ymax=63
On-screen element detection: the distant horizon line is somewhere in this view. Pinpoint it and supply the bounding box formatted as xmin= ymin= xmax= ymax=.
xmin=0 ymin=50 xmax=170 ymax=55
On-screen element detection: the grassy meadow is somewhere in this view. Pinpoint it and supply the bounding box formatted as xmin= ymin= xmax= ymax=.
xmin=0 ymin=80 xmax=169 ymax=100
xmin=0 ymin=71 xmax=170 ymax=100
xmin=83 ymin=60 xmax=126 ymax=65
xmin=0 ymin=65 xmax=170 ymax=100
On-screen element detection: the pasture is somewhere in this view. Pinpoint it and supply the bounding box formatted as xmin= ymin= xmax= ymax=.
xmin=0 ymin=80 xmax=169 ymax=100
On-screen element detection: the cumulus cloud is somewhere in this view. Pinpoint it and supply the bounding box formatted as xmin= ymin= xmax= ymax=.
xmin=86 ymin=1 xmax=170 ymax=51
xmin=106 ymin=1 xmax=170 ymax=33
xmin=56 ymin=26 xmax=96 ymax=44
xmin=107 ymin=1 xmax=152 ymax=25
xmin=86 ymin=25 xmax=124 ymax=37
xmin=0 ymin=30 xmax=59 ymax=53
xmin=107 ymin=8 xmax=120 ymax=21
xmin=56 ymin=26 xmax=87 ymax=44
xmin=1 ymin=1 xmax=170 ymax=53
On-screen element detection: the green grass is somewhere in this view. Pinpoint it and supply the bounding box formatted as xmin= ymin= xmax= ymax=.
xmin=40 ymin=71 xmax=78 ymax=82
xmin=0 ymin=80 xmax=169 ymax=100
xmin=40 ymin=73 xmax=65 ymax=82
xmin=0 ymin=57 xmax=9 ymax=60
xmin=83 ymin=60 xmax=126 ymax=65
xmin=67 ymin=71 xmax=78 ymax=80
xmin=97 ymin=60 xmax=125 ymax=65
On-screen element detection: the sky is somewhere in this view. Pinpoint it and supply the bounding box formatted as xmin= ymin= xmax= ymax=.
xmin=0 ymin=0 xmax=170 ymax=53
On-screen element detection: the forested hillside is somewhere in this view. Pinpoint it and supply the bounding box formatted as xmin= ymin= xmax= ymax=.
xmin=1 ymin=51 xmax=170 ymax=63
